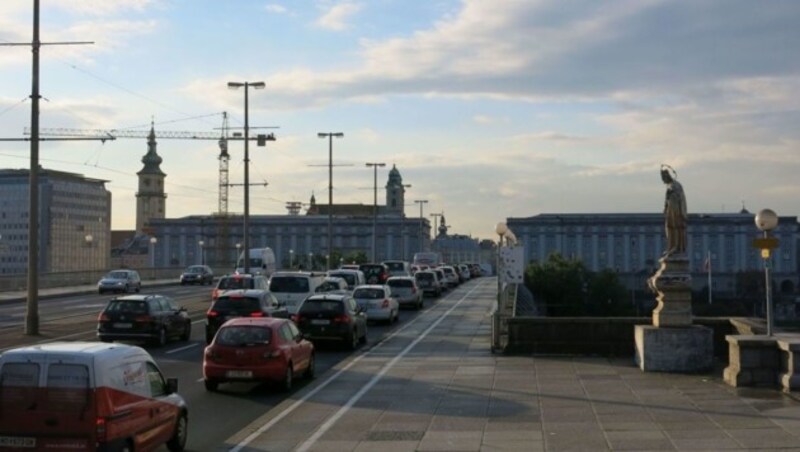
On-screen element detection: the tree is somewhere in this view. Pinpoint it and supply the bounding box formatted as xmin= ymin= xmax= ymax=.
xmin=342 ymin=251 xmax=368 ymax=265
xmin=524 ymin=253 xmax=588 ymax=316
xmin=585 ymin=269 xmax=633 ymax=316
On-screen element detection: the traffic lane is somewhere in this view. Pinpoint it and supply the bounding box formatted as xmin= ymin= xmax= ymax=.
xmin=0 ymin=284 xmax=212 ymax=330
xmin=150 ymin=292 xmax=450 ymax=450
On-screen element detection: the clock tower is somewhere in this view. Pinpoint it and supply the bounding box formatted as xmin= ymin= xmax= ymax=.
xmin=136 ymin=122 xmax=166 ymax=233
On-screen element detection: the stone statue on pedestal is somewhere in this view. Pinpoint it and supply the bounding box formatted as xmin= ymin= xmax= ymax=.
xmin=661 ymin=165 xmax=687 ymax=257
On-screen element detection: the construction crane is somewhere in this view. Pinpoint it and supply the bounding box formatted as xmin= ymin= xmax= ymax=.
xmin=217 ymin=112 xmax=231 ymax=216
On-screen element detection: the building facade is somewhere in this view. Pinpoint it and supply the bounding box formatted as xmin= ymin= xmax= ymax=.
xmin=136 ymin=124 xmax=166 ymax=234
xmin=0 ymin=168 xmax=111 ymax=274
xmin=507 ymin=211 xmax=800 ymax=296
xmin=147 ymin=214 xmax=430 ymax=271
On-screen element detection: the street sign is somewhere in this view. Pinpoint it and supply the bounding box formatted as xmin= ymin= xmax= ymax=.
xmin=761 ymin=249 xmax=770 ymax=259
xmin=752 ymin=237 xmax=779 ymax=249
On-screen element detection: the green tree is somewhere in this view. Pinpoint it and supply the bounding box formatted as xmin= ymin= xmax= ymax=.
xmin=585 ymin=269 xmax=633 ymax=316
xmin=342 ymin=251 xmax=369 ymax=266
xmin=524 ymin=253 xmax=588 ymax=316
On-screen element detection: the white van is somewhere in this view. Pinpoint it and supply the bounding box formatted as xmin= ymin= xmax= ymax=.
xmin=0 ymin=342 xmax=188 ymax=451
xmin=327 ymin=269 xmax=366 ymax=291
xmin=268 ymin=271 xmax=325 ymax=314
xmin=235 ymin=247 xmax=276 ymax=277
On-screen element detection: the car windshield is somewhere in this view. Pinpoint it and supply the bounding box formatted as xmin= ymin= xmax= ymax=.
xmin=316 ymin=281 xmax=341 ymax=293
xmin=384 ymin=262 xmax=405 ymax=272
xmin=360 ymin=266 xmax=384 ymax=278
xmin=186 ymin=266 xmax=205 ymax=273
xmin=443 ymin=268 xmax=454 ymax=275
xmin=105 ymin=300 xmax=147 ymax=314
xmin=353 ymin=288 xmax=384 ymax=299
xmin=300 ymin=299 xmax=344 ymax=315
xmin=329 ymin=272 xmax=355 ymax=287
xmin=269 ymin=276 xmax=310 ymax=293
xmin=388 ymin=279 xmax=413 ymax=288
xmin=218 ymin=277 xmax=253 ymax=290
xmin=106 ymin=271 xmax=129 ymax=279
xmin=215 ymin=326 xmax=271 ymax=346
xmin=213 ymin=296 xmax=260 ymax=312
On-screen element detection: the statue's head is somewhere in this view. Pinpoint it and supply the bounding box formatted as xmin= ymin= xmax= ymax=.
xmin=660 ymin=166 xmax=673 ymax=184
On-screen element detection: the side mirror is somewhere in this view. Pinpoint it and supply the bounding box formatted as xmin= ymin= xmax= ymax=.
xmin=166 ymin=377 xmax=178 ymax=394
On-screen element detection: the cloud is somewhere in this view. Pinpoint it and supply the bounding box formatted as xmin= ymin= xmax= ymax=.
xmin=316 ymin=2 xmax=362 ymax=31
xmin=265 ymin=4 xmax=288 ymax=14
xmin=49 ymin=0 xmax=157 ymax=16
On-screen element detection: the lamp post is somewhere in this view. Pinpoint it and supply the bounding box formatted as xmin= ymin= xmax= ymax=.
xmin=414 ymin=200 xmax=429 ymax=252
xmin=289 ymin=249 xmax=294 ymax=269
xmin=228 ymin=80 xmax=265 ymax=274
xmin=755 ymin=208 xmax=779 ymax=336
xmin=309 ymin=252 xmax=314 ymax=271
xmin=495 ymin=222 xmax=508 ymax=298
xmin=401 ymin=184 xmax=411 ymax=260
xmin=235 ymin=243 xmax=241 ymax=271
xmin=318 ymin=132 xmax=344 ymax=270
xmin=84 ymin=234 xmax=93 ymax=274
xmin=149 ymin=237 xmax=157 ymax=279
xmin=366 ymin=162 xmax=386 ymax=262
xmin=198 ymin=240 xmax=205 ymax=265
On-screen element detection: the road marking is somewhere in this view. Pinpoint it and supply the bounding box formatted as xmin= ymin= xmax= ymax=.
xmin=229 ymin=280 xmax=487 ymax=452
xmin=166 ymin=343 xmax=199 ymax=354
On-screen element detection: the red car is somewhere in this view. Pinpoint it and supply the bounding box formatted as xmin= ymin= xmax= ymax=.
xmin=203 ymin=317 xmax=314 ymax=392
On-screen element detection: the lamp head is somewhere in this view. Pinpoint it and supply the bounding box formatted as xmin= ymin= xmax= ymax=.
xmin=227 ymin=82 xmax=244 ymax=89
xmin=150 ymin=237 xmax=157 ymax=244
xmin=251 ymin=82 xmax=266 ymax=89
xmin=755 ymin=209 xmax=778 ymax=231
xmin=495 ymin=222 xmax=508 ymax=236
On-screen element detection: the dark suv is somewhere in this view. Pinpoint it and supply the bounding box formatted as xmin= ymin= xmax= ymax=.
xmin=294 ymin=293 xmax=367 ymax=350
xmin=211 ymin=273 xmax=269 ymax=301
xmin=180 ymin=265 xmax=214 ymax=285
xmin=205 ymin=289 xmax=288 ymax=343
xmin=97 ymin=294 xmax=192 ymax=346
xmin=358 ymin=263 xmax=389 ymax=284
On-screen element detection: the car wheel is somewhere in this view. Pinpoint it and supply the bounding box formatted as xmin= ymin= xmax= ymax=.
xmin=282 ymin=364 xmax=293 ymax=392
xmin=359 ymin=330 xmax=367 ymax=345
xmin=120 ymin=440 xmax=134 ymax=452
xmin=166 ymin=413 xmax=188 ymax=451
xmin=204 ymin=380 xmax=218 ymax=392
xmin=180 ymin=323 xmax=191 ymax=341
xmin=304 ymin=353 xmax=315 ymax=379
xmin=98 ymin=289 xmax=104 ymax=295
xmin=348 ymin=330 xmax=358 ymax=350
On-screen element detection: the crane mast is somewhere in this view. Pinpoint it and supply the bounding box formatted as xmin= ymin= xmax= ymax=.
xmin=218 ymin=112 xmax=230 ymax=215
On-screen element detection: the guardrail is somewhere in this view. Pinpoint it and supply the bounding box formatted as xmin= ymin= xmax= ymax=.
xmin=0 ymin=267 xmax=185 ymax=292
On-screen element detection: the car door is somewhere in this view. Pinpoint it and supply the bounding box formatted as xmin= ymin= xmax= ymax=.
xmin=162 ymin=296 xmax=186 ymax=337
xmin=347 ymin=297 xmax=365 ymax=337
xmin=143 ymin=362 xmax=180 ymax=449
xmin=287 ymin=321 xmax=311 ymax=370
xmin=148 ymin=298 xmax=166 ymax=336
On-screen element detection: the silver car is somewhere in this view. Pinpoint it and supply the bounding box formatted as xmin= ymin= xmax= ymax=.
xmin=386 ymin=276 xmax=423 ymax=310
xmin=98 ymin=269 xmax=142 ymax=294
xmin=352 ymin=285 xmax=398 ymax=324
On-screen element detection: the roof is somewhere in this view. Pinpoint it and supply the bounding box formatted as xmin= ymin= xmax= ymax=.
xmin=219 ymin=317 xmax=284 ymax=327
xmin=0 ymin=341 xmax=143 ymax=356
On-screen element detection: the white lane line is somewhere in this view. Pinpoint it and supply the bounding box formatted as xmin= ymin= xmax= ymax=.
xmin=228 ymin=280 xmax=487 ymax=452
xmin=166 ymin=343 xmax=199 ymax=354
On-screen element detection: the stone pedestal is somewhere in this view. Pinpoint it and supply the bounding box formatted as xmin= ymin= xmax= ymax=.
xmin=635 ymin=325 xmax=713 ymax=372
xmin=778 ymin=339 xmax=800 ymax=392
xmin=636 ymin=253 xmax=713 ymax=373
xmin=648 ymin=254 xmax=692 ymax=327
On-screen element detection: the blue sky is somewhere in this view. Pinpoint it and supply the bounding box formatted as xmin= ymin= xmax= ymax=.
xmin=2 ymin=0 xmax=800 ymax=240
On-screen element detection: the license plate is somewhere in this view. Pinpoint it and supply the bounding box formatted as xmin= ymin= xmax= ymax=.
xmin=311 ymin=319 xmax=330 ymax=325
xmin=113 ymin=322 xmax=132 ymax=329
xmin=0 ymin=437 xmax=36 ymax=447
xmin=226 ymin=370 xmax=253 ymax=378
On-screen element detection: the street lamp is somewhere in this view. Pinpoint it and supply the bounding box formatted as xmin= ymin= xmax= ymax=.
xmin=308 ymin=252 xmax=314 ymax=271
xmin=235 ymin=242 xmax=241 ymax=271
xmin=414 ymin=200 xmax=429 ymax=252
xmin=228 ymin=80 xmax=265 ymax=274
xmin=366 ymin=162 xmax=386 ymax=262
xmin=84 ymin=234 xmax=93 ymax=247
xmin=198 ymin=240 xmax=205 ymax=265
xmin=318 ymin=132 xmax=344 ymax=269
xmin=149 ymin=237 xmax=157 ymax=279
xmin=289 ymin=249 xmax=294 ymax=269
xmin=755 ymin=208 xmax=778 ymax=336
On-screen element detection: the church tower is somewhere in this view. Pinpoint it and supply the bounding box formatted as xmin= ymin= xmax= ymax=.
xmin=385 ymin=164 xmax=405 ymax=216
xmin=135 ymin=123 xmax=167 ymax=233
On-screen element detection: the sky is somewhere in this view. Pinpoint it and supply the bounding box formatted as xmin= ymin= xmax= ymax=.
xmin=1 ymin=0 xmax=800 ymax=241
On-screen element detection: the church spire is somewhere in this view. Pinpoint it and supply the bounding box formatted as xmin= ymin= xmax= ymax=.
xmin=138 ymin=120 xmax=165 ymax=176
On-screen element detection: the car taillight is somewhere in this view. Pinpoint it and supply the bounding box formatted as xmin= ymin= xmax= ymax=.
xmin=380 ymin=273 xmax=388 ymax=282
xmin=134 ymin=315 xmax=154 ymax=323
xmin=97 ymin=312 xmax=109 ymax=322
xmin=204 ymin=347 xmax=219 ymax=361
xmin=333 ymin=314 xmax=350 ymax=324
xmin=263 ymin=350 xmax=281 ymax=359
xmin=250 ymin=311 xmax=265 ymax=317
xmin=96 ymin=417 xmax=107 ymax=442
xmin=291 ymin=314 xmax=303 ymax=323
xmin=382 ymin=299 xmax=389 ymax=308
xmin=411 ymin=287 xmax=417 ymax=294
xmin=207 ymin=310 xmax=219 ymax=317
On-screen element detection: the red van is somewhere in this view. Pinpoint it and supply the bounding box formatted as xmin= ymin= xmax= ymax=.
xmin=0 ymin=342 xmax=188 ymax=451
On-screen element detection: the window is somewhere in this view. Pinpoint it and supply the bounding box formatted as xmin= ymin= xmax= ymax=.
xmin=146 ymin=362 xmax=167 ymax=397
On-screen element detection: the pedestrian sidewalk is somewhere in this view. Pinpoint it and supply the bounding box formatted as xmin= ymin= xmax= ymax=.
xmin=223 ymin=279 xmax=800 ymax=452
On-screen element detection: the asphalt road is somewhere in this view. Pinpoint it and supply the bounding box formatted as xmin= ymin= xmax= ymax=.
xmin=0 ymin=281 xmax=456 ymax=450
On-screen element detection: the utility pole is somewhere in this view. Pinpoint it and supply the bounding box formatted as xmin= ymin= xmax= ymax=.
xmin=366 ymin=162 xmax=386 ymax=262
xmin=316 ymin=133 xmax=345 ymax=269
xmin=0 ymin=0 xmax=93 ymax=335
xmin=414 ymin=200 xmax=429 ymax=252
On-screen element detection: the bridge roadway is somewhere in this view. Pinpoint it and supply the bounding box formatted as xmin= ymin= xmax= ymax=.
xmin=3 ymin=279 xmax=800 ymax=450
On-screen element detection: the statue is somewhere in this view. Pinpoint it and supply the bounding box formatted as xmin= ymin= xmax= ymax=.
xmin=660 ymin=165 xmax=687 ymax=256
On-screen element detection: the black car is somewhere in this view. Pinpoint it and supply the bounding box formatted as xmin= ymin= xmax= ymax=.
xmin=180 ymin=265 xmax=214 ymax=285
xmin=97 ymin=294 xmax=192 ymax=346
xmin=205 ymin=289 xmax=288 ymax=343
xmin=358 ymin=263 xmax=389 ymax=285
xmin=294 ymin=293 xmax=367 ymax=350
